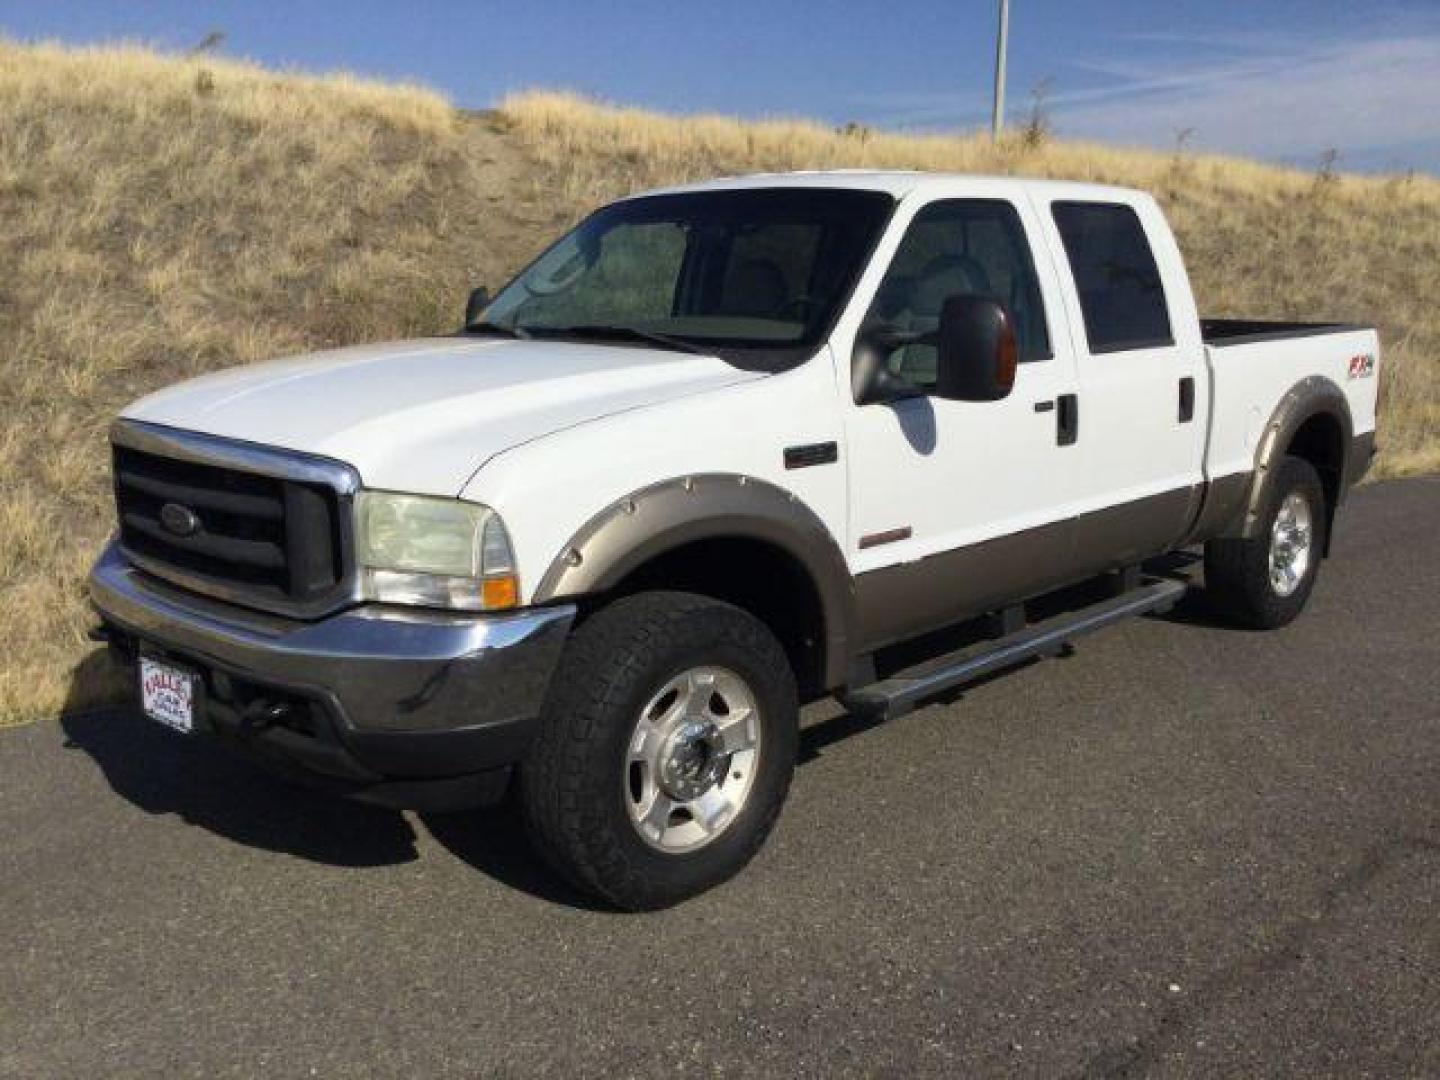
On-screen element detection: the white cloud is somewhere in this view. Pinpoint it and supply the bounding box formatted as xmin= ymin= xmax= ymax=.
xmin=856 ymin=27 xmax=1440 ymax=171
xmin=1055 ymin=34 xmax=1440 ymax=169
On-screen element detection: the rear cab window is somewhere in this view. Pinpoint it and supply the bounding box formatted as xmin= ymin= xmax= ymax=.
xmin=1051 ymin=201 xmax=1173 ymax=354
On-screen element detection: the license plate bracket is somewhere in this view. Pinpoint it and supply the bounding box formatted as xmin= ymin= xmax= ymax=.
xmin=138 ymin=655 xmax=202 ymax=735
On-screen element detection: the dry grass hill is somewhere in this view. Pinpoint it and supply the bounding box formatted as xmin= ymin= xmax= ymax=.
xmin=1 ymin=40 xmax=1436 ymax=722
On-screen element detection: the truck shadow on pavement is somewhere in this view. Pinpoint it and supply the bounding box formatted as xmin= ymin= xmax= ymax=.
xmin=58 ymin=653 xmax=615 ymax=907
xmin=60 ymin=654 xmax=420 ymax=869
xmin=60 ymin=706 xmax=421 ymax=868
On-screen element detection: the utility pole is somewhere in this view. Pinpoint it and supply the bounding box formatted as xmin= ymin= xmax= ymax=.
xmin=992 ymin=0 xmax=1010 ymax=140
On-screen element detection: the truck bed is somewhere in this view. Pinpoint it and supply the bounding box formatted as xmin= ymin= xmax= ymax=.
xmin=1200 ymin=320 xmax=1379 ymax=487
xmin=1201 ymin=318 xmax=1366 ymax=347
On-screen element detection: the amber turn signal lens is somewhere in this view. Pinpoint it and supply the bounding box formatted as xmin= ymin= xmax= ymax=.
xmin=481 ymin=574 xmax=519 ymax=610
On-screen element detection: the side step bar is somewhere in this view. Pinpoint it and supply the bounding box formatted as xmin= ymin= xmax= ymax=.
xmin=839 ymin=578 xmax=1187 ymax=720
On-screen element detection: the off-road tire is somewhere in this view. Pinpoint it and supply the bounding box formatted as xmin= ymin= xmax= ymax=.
xmin=519 ymin=591 xmax=798 ymax=910
xmin=1204 ymin=455 xmax=1328 ymax=630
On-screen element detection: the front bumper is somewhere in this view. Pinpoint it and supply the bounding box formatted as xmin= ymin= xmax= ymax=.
xmin=89 ymin=541 xmax=575 ymax=809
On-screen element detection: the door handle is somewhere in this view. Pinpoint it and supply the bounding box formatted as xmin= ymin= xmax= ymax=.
xmin=1056 ymin=394 xmax=1079 ymax=446
xmin=1178 ymin=376 xmax=1195 ymax=423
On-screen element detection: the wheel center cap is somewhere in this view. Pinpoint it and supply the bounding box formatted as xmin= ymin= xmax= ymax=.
xmin=657 ymin=720 xmax=726 ymax=800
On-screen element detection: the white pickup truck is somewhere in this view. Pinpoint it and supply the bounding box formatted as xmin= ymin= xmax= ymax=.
xmin=91 ymin=172 xmax=1378 ymax=908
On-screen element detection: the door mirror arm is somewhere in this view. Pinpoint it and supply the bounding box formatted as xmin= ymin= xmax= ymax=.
xmin=851 ymin=326 xmax=931 ymax=406
xmin=463 ymin=286 xmax=491 ymax=328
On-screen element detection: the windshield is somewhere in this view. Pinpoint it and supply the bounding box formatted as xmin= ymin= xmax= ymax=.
xmin=478 ymin=188 xmax=895 ymax=355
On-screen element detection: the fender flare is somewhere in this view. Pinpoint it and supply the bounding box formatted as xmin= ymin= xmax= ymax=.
xmin=532 ymin=474 xmax=857 ymax=689
xmin=1231 ymin=375 xmax=1353 ymax=541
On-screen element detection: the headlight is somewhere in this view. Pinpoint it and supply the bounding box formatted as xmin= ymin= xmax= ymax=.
xmin=355 ymin=491 xmax=518 ymax=611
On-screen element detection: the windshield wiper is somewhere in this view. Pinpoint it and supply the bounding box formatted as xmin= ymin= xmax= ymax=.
xmin=525 ymin=324 xmax=710 ymax=356
xmin=463 ymin=320 xmax=531 ymax=339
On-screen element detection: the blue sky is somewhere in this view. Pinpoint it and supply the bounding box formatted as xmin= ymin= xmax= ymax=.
xmin=3 ymin=1 xmax=1438 ymax=172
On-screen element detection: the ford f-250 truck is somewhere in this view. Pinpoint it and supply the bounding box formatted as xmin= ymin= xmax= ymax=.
xmin=90 ymin=173 xmax=1379 ymax=908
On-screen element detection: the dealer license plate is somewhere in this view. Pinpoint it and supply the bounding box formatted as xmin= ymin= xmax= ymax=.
xmin=139 ymin=657 xmax=196 ymax=734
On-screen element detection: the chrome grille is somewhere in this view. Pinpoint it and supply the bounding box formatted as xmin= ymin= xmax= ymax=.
xmin=110 ymin=422 xmax=359 ymax=616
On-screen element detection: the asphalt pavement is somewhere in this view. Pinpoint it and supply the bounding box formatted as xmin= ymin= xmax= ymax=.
xmin=2 ymin=476 xmax=1438 ymax=1077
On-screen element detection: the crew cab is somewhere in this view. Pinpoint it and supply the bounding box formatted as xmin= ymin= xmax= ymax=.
xmin=90 ymin=173 xmax=1379 ymax=908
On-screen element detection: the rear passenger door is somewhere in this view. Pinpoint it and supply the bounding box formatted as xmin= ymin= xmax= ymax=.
xmin=1034 ymin=195 xmax=1207 ymax=569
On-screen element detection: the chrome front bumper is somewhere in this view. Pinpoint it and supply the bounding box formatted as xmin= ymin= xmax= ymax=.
xmin=89 ymin=541 xmax=575 ymax=800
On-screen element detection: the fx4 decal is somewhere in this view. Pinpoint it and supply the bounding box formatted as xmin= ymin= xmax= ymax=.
xmin=1348 ymin=353 xmax=1376 ymax=379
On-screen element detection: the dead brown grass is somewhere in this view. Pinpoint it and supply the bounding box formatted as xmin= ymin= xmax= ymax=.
xmin=0 ymin=48 xmax=1435 ymax=723
xmin=0 ymin=41 xmax=533 ymax=722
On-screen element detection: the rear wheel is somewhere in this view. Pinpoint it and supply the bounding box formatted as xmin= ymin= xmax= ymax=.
xmin=519 ymin=592 xmax=798 ymax=910
xmin=1204 ymin=455 xmax=1327 ymax=629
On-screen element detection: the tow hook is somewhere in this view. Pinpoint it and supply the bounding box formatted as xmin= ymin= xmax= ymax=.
xmin=241 ymin=699 xmax=294 ymax=731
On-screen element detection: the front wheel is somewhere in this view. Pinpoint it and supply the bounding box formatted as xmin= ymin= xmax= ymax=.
xmin=1204 ymin=455 xmax=1328 ymax=629
xmin=519 ymin=592 xmax=798 ymax=910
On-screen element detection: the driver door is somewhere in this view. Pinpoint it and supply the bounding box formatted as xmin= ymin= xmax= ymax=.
xmin=840 ymin=193 xmax=1085 ymax=649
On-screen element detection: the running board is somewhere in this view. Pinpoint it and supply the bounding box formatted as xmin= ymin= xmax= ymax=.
xmin=839 ymin=578 xmax=1187 ymax=720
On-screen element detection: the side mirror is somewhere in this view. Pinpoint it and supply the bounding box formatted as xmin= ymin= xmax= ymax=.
xmin=934 ymin=295 xmax=1018 ymax=402
xmin=463 ymin=286 xmax=490 ymax=327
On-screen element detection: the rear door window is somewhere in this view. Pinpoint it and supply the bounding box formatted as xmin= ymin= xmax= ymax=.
xmin=1051 ymin=201 xmax=1173 ymax=354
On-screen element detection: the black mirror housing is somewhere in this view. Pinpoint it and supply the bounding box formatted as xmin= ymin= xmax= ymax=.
xmin=934 ymin=295 xmax=1018 ymax=402
xmin=464 ymin=286 xmax=490 ymax=327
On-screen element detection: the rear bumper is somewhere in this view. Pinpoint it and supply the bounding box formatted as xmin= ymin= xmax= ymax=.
xmin=89 ymin=541 xmax=575 ymax=809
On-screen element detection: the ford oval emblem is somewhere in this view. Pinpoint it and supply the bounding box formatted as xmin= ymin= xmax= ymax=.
xmin=159 ymin=502 xmax=201 ymax=538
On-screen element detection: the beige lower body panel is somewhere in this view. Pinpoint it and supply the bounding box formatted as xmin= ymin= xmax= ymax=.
xmin=1182 ymin=470 xmax=1252 ymax=544
xmin=854 ymin=484 xmax=1210 ymax=652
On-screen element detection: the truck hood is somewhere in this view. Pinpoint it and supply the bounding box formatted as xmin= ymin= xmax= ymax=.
xmin=122 ymin=337 xmax=764 ymax=495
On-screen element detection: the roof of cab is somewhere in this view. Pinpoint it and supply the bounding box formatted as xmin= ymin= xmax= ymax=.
xmin=627 ymin=170 xmax=1146 ymax=202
